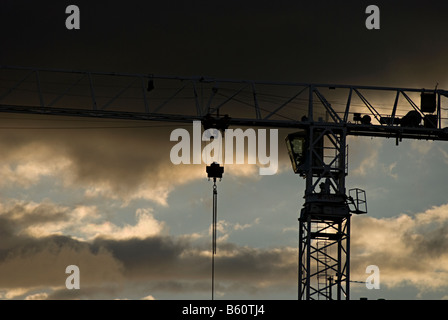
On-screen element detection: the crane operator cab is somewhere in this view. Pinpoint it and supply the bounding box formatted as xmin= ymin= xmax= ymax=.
xmin=285 ymin=130 xmax=324 ymax=177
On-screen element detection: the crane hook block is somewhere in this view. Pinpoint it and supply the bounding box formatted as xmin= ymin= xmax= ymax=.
xmin=206 ymin=162 xmax=224 ymax=180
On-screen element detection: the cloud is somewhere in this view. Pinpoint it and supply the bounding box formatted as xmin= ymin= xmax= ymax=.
xmin=0 ymin=143 xmax=72 ymax=189
xmin=0 ymin=235 xmax=124 ymax=290
xmin=351 ymin=203 xmax=448 ymax=292
xmin=0 ymin=116 xmax=293 ymax=206
xmin=83 ymin=208 xmax=166 ymax=241
xmin=0 ymin=118 xmax=201 ymax=205
xmin=439 ymin=147 xmax=448 ymax=166
xmin=45 ymin=284 xmax=127 ymax=300
xmin=234 ymin=218 xmax=261 ymax=231
xmin=0 ymin=288 xmax=29 ymax=299
xmin=203 ymin=218 xmax=262 ymax=244
xmin=25 ymin=292 xmax=49 ymax=300
xmin=0 ymin=198 xmax=168 ymax=243
xmin=411 ymin=140 xmax=433 ymax=155
xmin=0 ymin=196 xmax=297 ymax=299
xmin=6 ymin=197 xmax=448 ymax=299
xmin=11 ymin=236 xmax=296 ymax=299
xmin=384 ymin=161 xmax=398 ymax=180
xmin=350 ymin=138 xmax=381 ymax=176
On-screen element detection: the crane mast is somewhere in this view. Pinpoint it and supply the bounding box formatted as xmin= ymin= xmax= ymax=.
xmin=1 ymin=66 xmax=448 ymax=300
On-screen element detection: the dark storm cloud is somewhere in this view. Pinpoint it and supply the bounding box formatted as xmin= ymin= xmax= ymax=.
xmin=92 ymin=236 xmax=191 ymax=278
xmin=0 ymin=200 xmax=68 ymax=228
xmin=0 ymin=113 xmax=294 ymax=204
xmin=92 ymin=236 xmax=296 ymax=283
xmin=4 ymin=194 xmax=448 ymax=298
xmin=403 ymin=222 xmax=448 ymax=258
xmin=0 ymin=201 xmax=123 ymax=292
xmin=2 ymin=0 xmax=448 ymax=86
xmin=0 ymin=200 xmax=72 ymax=252
xmin=0 ymin=198 xmax=296 ymax=298
xmin=0 ymin=117 xmax=199 ymax=203
xmin=4 ymin=204 xmax=448 ymax=298
xmin=0 ymin=233 xmax=123 ymax=289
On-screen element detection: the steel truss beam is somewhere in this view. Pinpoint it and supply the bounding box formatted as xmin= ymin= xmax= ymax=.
xmin=1 ymin=66 xmax=448 ymax=141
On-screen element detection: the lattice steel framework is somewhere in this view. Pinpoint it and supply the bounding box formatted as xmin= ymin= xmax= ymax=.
xmin=294 ymin=124 xmax=356 ymax=300
xmin=299 ymin=216 xmax=350 ymax=300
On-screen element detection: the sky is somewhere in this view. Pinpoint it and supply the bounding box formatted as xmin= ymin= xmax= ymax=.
xmin=1 ymin=0 xmax=448 ymax=300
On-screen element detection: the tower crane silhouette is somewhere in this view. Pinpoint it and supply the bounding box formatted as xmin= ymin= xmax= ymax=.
xmin=1 ymin=66 xmax=448 ymax=300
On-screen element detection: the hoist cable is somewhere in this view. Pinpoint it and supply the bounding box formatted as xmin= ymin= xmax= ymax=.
xmin=211 ymin=180 xmax=218 ymax=300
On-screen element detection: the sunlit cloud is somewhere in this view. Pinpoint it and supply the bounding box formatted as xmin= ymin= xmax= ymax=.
xmin=350 ymin=139 xmax=381 ymax=177
xmin=352 ymin=203 xmax=448 ymax=291
xmin=83 ymin=208 xmax=166 ymax=241
xmin=24 ymin=292 xmax=49 ymax=300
